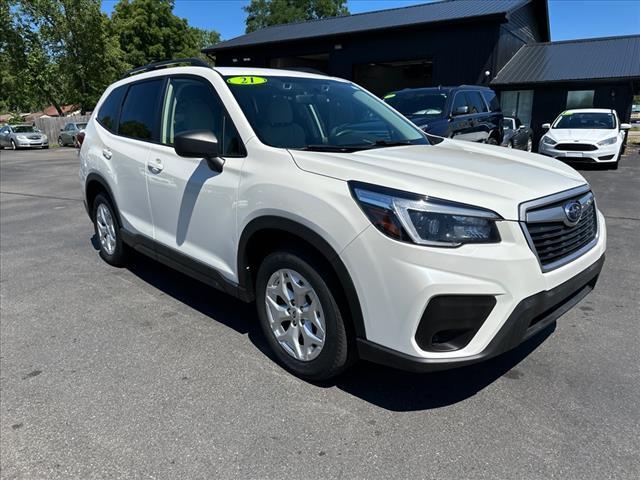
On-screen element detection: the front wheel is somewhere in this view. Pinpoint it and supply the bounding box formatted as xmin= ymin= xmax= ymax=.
xmin=92 ymin=193 xmax=127 ymax=267
xmin=256 ymin=251 xmax=351 ymax=381
xmin=526 ymin=137 xmax=533 ymax=152
xmin=11 ymin=139 xmax=17 ymax=150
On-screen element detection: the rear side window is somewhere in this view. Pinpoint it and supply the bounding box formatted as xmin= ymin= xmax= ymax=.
xmin=481 ymin=90 xmax=500 ymax=112
xmin=118 ymin=79 xmax=164 ymax=141
xmin=97 ymin=85 xmax=127 ymax=133
xmin=466 ymin=91 xmax=488 ymax=113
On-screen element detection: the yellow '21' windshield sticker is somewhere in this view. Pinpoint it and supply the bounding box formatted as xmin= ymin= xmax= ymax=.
xmin=226 ymin=76 xmax=268 ymax=85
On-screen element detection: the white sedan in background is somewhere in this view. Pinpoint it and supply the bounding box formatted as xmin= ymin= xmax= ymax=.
xmin=539 ymin=109 xmax=630 ymax=169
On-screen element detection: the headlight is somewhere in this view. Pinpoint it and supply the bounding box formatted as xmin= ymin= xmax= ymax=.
xmin=542 ymin=136 xmax=557 ymax=145
xmin=16 ymin=135 xmax=28 ymax=140
xmin=350 ymin=182 xmax=501 ymax=247
xmin=597 ymin=136 xmax=617 ymax=146
xmin=42 ymin=134 xmax=48 ymax=141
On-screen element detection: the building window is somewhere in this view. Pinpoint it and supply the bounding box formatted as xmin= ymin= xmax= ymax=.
xmin=566 ymin=90 xmax=594 ymax=109
xmin=500 ymin=90 xmax=533 ymax=127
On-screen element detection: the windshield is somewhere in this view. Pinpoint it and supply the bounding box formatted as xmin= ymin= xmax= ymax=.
xmin=553 ymin=112 xmax=615 ymax=129
xmin=224 ymin=75 xmax=428 ymax=151
xmin=13 ymin=125 xmax=36 ymax=133
xmin=384 ymin=92 xmax=448 ymax=117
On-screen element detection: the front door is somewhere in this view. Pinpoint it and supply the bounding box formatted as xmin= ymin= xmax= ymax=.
xmin=145 ymin=75 xmax=246 ymax=280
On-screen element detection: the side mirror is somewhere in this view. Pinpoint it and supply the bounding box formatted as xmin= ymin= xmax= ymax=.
xmin=542 ymin=123 xmax=551 ymax=130
xmin=174 ymin=130 xmax=224 ymax=172
xmin=620 ymin=123 xmax=631 ymax=131
xmin=453 ymin=106 xmax=469 ymax=116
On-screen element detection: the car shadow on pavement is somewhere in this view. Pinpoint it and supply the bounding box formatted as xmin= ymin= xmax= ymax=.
xmin=331 ymin=327 xmax=554 ymax=411
xmin=106 ymin=238 xmax=555 ymax=412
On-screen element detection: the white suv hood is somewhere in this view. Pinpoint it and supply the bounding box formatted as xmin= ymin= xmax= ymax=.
xmin=290 ymin=139 xmax=587 ymax=221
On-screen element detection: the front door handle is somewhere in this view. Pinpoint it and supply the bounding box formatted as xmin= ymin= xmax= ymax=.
xmin=147 ymin=158 xmax=163 ymax=174
xmin=102 ymin=148 xmax=112 ymax=160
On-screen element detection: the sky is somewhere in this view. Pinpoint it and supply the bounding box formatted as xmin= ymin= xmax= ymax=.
xmin=100 ymin=0 xmax=640 ymax=42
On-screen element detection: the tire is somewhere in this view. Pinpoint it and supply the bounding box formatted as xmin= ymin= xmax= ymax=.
xmin=487 ymin=137 xmax=499 ymax=146
xmin=256 ymin=250 xmax=351 ymax=381
xmin=11 ymin=139 xmax=17 ymax=150
xmin=92 ymin=193 xmax=127 ymax=267
xmin=526 ymin=137 xmax=533 ymax=152
xmin=58 ymin=136 xmax=64 ymax=147
xmin=507 ymin=141 xmax=513 ymax=148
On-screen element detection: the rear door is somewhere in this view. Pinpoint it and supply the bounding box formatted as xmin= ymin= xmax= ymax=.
xmin=145 ymin=74 xmax=246 ymax=279
xmin=93 ymin=79 xmax=162 ymax=238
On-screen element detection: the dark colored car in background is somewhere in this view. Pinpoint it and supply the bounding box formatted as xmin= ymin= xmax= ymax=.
xmin=501 ymin=117 xmax=533 ymax=151
xmin=383 ymin=85 xmax=503 ymax=144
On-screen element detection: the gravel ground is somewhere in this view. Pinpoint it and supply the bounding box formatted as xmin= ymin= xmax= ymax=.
xmin=1 ymin=146 xmax=639 ymax=479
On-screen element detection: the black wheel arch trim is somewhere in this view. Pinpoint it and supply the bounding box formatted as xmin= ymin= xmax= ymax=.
xmin=237 ymin=216 xmax=367 ymax=338
xmin=85 ymin=173 xmax=122 ymax=226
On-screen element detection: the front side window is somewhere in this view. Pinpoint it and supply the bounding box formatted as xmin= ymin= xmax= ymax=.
xmin=118 ymin=79 xmax=164 ymax=141
xmin=465 ymin=91 xmax=488 ymax=114
xmin=553 ymin=112 xmax=615 ymax=130
xmin=98 ymin=85 xmax=127 ymax=133
xmin=224 ymin=75 xmax=427 ymax=151
xmin=161 ymin=77 xmax=244 ymax=156
xmin=384 ymin=92 xmax=448 ymax=118
xmin=451 ymin=92 xmax=468 ymax=114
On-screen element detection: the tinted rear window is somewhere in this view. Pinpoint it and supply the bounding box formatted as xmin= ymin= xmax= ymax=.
xmin=97 ymin=85 xmax=127 ymax=132
xmin=118 ymin=79 xmax=164 ymax=141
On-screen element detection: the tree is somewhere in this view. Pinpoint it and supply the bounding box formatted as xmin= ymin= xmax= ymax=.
xmin=5 ymin=0 xmax=127 ymax=113
xmin=110 ymin=0 xmax=218 ymax=67
xmin=244 ymin=0 xmax=349 ymax=33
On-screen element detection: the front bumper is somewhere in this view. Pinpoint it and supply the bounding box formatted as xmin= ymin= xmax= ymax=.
xmin=539 ymin=142 xmax=619 ymax=163
xmin=357 ymin=254 xmax=604 ymax=372
xmin=16 ymin=139 xmax=49 ymax=148
xmin=340 ymin=210 xmax=606 ymax=370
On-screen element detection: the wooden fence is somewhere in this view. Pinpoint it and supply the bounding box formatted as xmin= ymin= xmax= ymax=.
xmin=33 ymin=114 xmax=91 ymax=146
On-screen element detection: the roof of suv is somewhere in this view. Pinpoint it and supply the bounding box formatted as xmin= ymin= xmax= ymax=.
xmin=562 ymin=109 xmax=616 ymax=115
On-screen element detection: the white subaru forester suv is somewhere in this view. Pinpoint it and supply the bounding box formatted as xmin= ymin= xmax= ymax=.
xmin=80 ymin=60 xmax=606 ymax=380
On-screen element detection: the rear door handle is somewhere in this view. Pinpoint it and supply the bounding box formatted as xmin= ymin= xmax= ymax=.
xmin=102 ymin=148 xmax=112 ymax=160
xmin=147 ymin=158 xmax=163 ymax=174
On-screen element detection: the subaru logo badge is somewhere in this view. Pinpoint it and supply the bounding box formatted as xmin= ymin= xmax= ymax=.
xmin=564 ymin=200 xmax=582 ymax=225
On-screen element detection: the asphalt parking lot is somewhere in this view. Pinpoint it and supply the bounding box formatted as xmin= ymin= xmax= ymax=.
xmin=1 ymin=146 xmax=639 ymax=479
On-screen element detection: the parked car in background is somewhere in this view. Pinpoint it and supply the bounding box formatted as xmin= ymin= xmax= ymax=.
xmin=58 ymin=121 xmax=88 ymax=147
xmin=501 ymin=117 xmax=533 ymax=151
xmin=81 ymin=60 xmax=605 ymax=380
xmin=539 ymin=109 xmax=630 ymax=170
xmin=383 ymin=85 xmax=503 ymax=144
xmin=0 ymin=124 xmax=49 ymax=149
xmin=631 ymin=104 xmax=640 ymax=123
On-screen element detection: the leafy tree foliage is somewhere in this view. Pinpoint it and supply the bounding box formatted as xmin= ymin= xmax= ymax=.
xmin=0 ymin=0 xmax=219 ymax=114
xmin=110 ymin=0 xmax=216 ymax=67
xmin=244 ymin=0 xmax=349 ymax=33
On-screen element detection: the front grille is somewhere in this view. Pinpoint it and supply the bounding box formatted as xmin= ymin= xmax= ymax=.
xmin=555 ymin=143 xmax=597 ymax=151
xmin=523 ymin=191 xmax=597 ymax=271
xmin=28 ymin=135 xmax=41 ymax=140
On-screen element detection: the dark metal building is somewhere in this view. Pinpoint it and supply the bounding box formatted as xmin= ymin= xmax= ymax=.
xmin=491 ymin=35 xmax=640 ymax=145
xmin=204 ymin=0 xmax=550 ymax=96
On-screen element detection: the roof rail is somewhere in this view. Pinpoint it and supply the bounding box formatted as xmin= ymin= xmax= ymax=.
xmin=121 ymin=58 xmax=210 ymax=79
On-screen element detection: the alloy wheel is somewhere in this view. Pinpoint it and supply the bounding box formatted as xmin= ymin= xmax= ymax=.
xmin=527 ymin=138 xmax=533 ymax=152
xmin=264 ymin=269 xmax=326 ymax=362
xmin=96 ymin=203 xmax=117 ymax=255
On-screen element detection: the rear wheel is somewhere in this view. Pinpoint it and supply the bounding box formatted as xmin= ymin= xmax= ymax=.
xmin=256 ymin=250 xmax=351 ymax=381
xmin=92 ymin=193 xmax=127 ymax=267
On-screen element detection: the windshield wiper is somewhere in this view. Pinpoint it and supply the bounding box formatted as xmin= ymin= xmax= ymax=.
xmin=299 ymin=144 xmax=369 ymax=152
xmin=371 ymin=140 xmax=415 ymax=148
